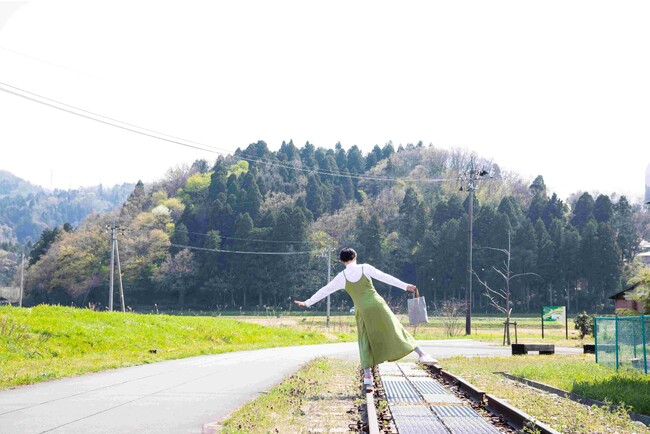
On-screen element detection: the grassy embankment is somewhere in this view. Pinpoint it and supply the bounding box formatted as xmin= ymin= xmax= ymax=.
xmin=442 ymin=354 xmax=649 ymax=433
xmin=0 ymin=305 xmax=352 ymax=390
xmin=216 ymin=357 xmax=360 ymax=433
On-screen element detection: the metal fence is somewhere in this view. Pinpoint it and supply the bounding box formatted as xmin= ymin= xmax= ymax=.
xmin=595 ymin=315 xmax=649 ymax=374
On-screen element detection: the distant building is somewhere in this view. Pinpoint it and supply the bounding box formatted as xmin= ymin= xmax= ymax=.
xmin=609 ymin=283 xmax=644 ymax=312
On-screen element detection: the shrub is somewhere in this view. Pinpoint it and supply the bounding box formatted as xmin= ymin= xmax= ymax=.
xmin=614 ymin=308 xmax=640 ymax=317
xmin=574 ymin=311 xmax=594 ymax=339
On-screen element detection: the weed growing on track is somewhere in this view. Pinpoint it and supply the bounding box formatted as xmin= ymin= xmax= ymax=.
xmin=217 ymin=358 xmax=359 ymax=433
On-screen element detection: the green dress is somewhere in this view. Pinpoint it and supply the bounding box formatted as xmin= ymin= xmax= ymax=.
xmin=344 ymin=267 xmax=417 ymax=369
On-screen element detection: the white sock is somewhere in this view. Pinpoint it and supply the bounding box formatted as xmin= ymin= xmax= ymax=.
xmin=414 ymin=346 xmax=425 ymax=357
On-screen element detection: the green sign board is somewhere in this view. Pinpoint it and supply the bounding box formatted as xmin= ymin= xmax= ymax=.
xmin=542 ymin=306 xmax=566 ymax=323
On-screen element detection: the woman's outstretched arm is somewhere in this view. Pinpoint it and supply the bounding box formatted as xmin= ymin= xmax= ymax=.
xmin=365 ymin=264 xmax=417 ymax=292
xmin=294 ymin=272 xmax=346 ymax=307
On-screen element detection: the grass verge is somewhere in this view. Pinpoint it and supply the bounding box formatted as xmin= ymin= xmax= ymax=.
xmin=0 ymin=305 xmax=352 ymax=390
xmin=442 ymin=354 xmax=649 ymax=434
xmin=509 ymin=358 xmax=650 ymax=416
xmin=216 ymin=357 xmax=360 ymax=433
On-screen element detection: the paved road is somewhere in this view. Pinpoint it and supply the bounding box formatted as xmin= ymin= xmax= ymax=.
xmin=0 ymin=341 xmax=581 ymax=433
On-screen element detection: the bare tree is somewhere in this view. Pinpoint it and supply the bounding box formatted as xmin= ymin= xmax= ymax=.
xmin=473 ymin=231 xmax=540 ymax=345
xmin=437 ymin=299 xmax=465 ymax=337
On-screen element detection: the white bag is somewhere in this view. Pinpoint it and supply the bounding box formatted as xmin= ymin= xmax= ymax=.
xmin=408 ymin=288 xmax=429 ymax=326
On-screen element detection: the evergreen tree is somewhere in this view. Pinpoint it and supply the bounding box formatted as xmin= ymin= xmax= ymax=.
xmin=347 ymin=145 xmax=365 ymax=174
xmin=208 ymin=161 xmax=228 ymax=200
xmin=613 ymin=196 xmax=640 ymax=262
xmin=372 ymin=145 xmax=383 ymax=163
xmin=497 ymin=196 xmax=523 ymax=229
xmin=593 ymin=194 xmax=613 ymax=223
xmin=29 ymin=227 xmax=61 ymax=265
xmin=305 ymin=175 xmax=325 ymax=218
xmin=541 ymin=193 xmax=565 ymax=228
xmin=571 ymin=192 xmax=595 ymax=229
xmin=331 ymin=185 xmax=346 ymax=211
xmin=382 ymin=142 xmax=395 ymax=159
xmin=300 ymin=142 xmax=317 ymax=168
xmin=242 ymin=172 xmax=263 ymax=221
xmin=335 ymin=143 xmax=348 ymax=172
xmin=398 ymin=187 xmax=420 ymax=248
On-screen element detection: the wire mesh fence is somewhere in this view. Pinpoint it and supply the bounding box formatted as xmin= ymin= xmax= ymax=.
xmin=595 ymin=315 xmax=648 ymax=374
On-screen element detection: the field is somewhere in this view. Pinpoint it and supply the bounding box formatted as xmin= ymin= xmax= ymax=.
xmin=222 ymin=310 xmax=588 ymax=347
xmin=0 ymin=305 xmax=351 ymax=389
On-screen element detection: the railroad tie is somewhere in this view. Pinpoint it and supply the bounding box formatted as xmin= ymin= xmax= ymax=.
xmin=378 ymin=362 xmax=502 ymax=434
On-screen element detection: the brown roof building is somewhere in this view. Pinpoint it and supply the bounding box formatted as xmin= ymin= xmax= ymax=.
xmin=609 ymin=283 xmax=644 ymax=312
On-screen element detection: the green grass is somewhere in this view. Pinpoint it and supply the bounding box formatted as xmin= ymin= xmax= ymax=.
xmin=217 ymin=357 xmax=359 ymax=433
xmin=441 ymin=354 xmax=649 ymax=433
xmin=0 ymin=305 xmax=352 ymax=390
xmin=510 ymin=359 xmax=650 ymax=416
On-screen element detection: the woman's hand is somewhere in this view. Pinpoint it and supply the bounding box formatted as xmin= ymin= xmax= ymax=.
xmin=406 ymin=284 xmax=417 ymax=293
xmin=294 ymin=301 xmax=307 ymax=307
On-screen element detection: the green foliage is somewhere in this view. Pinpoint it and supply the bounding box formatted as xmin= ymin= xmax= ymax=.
xmin=228 ymin=160 xmax=249 ymax=177
xmin=614 ymin=308 xmax=640 ymax=317
xmin=574 ymin=311 xmax=594 ymax=338
xmin=629 ymin=269 xmax=650 ymax=314
xmin=19 ymin=143 xmax=646 ymax=316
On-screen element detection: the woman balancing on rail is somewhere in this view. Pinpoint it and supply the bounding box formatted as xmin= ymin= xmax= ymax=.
xmin=294 ymin=248 xmax=438 ymax=391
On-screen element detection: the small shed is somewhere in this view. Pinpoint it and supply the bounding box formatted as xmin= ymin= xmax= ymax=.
xmin=609 ymin=283 xmax=642 ymax=312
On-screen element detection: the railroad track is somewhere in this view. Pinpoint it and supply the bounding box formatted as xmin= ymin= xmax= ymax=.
xmin=362 ymin=362 xmax=560 ymax=434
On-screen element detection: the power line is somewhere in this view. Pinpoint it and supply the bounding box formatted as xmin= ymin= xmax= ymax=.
xmin=182 ymin=230 xmax=310 ymax=244
xmin=169 ymin=243 xmax=313 ymax=255
xmin=0 ymin=81 xmax=454 ymax=184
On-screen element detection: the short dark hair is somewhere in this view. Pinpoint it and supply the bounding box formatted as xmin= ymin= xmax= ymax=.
xmin=339 ymin=248 xmax=357 ymax=262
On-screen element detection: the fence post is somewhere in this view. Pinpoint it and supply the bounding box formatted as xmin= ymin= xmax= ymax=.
xmin=615 ymin=316 xmax=620 ymax=371
xmin=594 ymin=317 xmax=599 ymax=364
xmin=633 ymin=317 xmax=638 ymax=360
xmin=642 ymin=315 xmax=647 ymax=375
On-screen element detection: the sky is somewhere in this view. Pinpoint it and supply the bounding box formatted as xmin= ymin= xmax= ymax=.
xmin=0 ymin=1 xmax=648 ymax=203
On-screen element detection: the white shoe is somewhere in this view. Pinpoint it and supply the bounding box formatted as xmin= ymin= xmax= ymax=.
xmin=363 ymin=374 xmax=374 ymax=391
xmin=418 ymin=354 xmax=439 ymax=365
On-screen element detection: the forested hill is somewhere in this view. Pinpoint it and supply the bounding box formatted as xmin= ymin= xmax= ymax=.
xmin=0 ymin=171 xmax=134 ymax=244
xmin=22 ymin=141 xmax=649 ymax=314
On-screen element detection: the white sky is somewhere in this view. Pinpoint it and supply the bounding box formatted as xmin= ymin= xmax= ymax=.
xmin=0 ymin=1 xmax=648 ymax=202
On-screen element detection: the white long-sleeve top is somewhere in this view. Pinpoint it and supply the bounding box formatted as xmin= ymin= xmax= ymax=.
xmin=303 ymin=262 xmax=409 ymax=307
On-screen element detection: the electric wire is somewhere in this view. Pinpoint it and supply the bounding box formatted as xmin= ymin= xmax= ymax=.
xmin=182 ymin=230 xmax=310 ymax=244
xmin=0 ymin=81 xmax=454 ymax=184
xmin=169 ymin=243 xmax=313 ymax=255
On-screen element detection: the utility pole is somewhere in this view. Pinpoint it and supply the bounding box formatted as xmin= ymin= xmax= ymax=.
xmin=326 ymin=242 xmax=332 ymax=328
xmin=109 ymin=221 xmax=115 ymax=312
xmin=319 ymin=242 xmax=333 ymax=328
xmin=115 ymin=239 xmax=126 ymax=313
xmin=19 ymin=253 xmax=25 ymax=307
xmin=459 ymin=157 xmax=491 ymax=335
